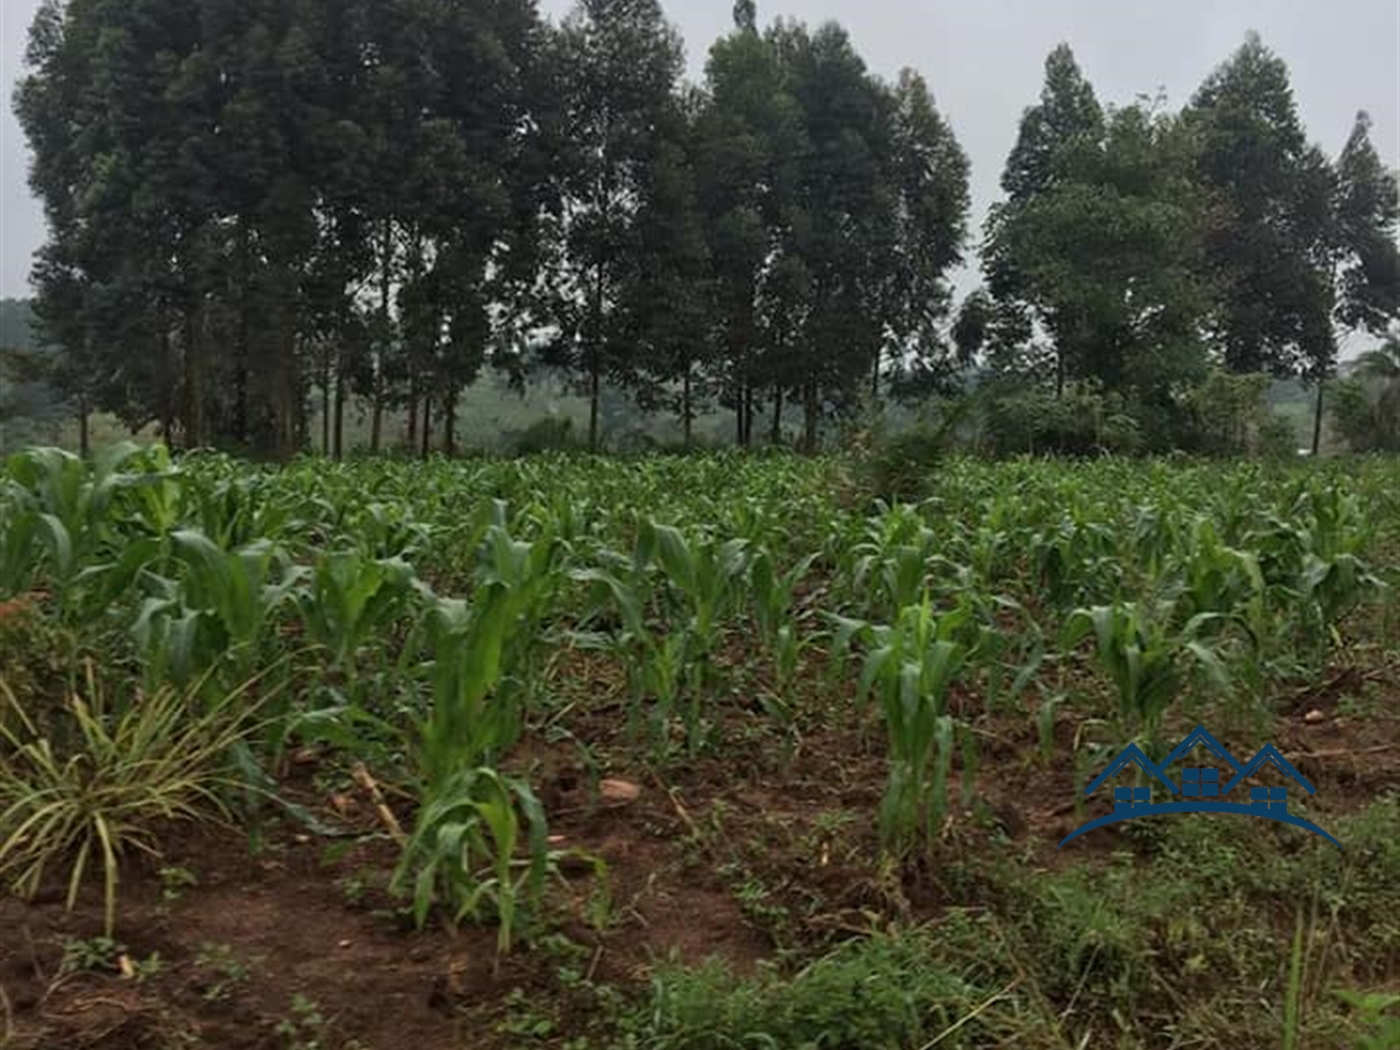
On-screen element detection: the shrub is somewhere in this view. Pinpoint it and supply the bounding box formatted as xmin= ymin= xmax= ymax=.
xmin=866 ymin=424 xmax=948 ymax=502
xmin=1181 ymin=370 xmax=1300 ymax=456
xmin=1331 ymin=375 xmax=1400 ymax=453
xmin=1258 ymin=412 xmax=1301 ymax=458
xmin=862 ymin=401 xmax=970 ymax=502
xmin=983 ymin=381 xmax=1141 ymax=457
xmin=513 ymin=415 xmax=577 ymax=455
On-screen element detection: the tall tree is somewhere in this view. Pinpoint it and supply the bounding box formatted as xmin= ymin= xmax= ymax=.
xmin=619 ymin=88 xmax=715 ymax=445
xmin=1001 ymin=43 xmax=1103 ymax=205
xmin=549 ymin=0 xmax=684 ymax=450
xmin=1186 ymin=33 xmax=1332 ymax=379
xmin=868 ymin=68 xmax=970 ymax=402
xmin=984 ymin=44 xmax=1105 ymax=395
xmin=694 ymin=1 xmax=800 ymax=445
xmin=1300 ymin=111 xmax=1400 ymax=454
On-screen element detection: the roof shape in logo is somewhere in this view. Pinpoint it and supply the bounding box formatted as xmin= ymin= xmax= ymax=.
xmin=1084 ymin=741 xmax=1179 ymax=797
xmin=1161 ymin=725 xmax=1243 ymax=774
xmin=1222 ymin=743 xmax=1317 ymax=796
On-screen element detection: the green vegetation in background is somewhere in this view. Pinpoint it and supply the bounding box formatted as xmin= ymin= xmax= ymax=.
xmin=11 ymin=2 xmax=1397 ymax=461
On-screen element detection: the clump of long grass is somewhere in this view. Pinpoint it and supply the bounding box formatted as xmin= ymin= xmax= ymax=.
xmin=0 ymin=663 xmax=261 ymax=934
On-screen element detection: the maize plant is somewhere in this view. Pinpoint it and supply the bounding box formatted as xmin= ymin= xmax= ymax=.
xmin=748 ymin=550 xmax=817 ymax=690
xmin=835 ymin=596 xmax=971 ymax=859
xmin=1030 ymin=512 xmax=1124 ymax=611
xmin=1062 ymin=602 xmax=1229 ymax=757
xmin=295 ymin=551 xmax=424 ymax=703
xmin=395 ymin=514 xmax=561 ymax=949
xmin=131 ymin=530 xmax=301 ymax=696
xmin=183 ymin=468 xmax=302 ymax=551
xmin=393 ymin=766 xmax=548 ymax=954
xmin=2 ymin=443 xmax=165 ymax=619
xmin=415 ymin=522 xmax=563 ymax=783
xmin=846 ymin=506 xmax=941 ymax=616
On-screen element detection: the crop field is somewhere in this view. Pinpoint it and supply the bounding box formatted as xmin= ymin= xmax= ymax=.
xmin=1 ymin=446 xmax=1397 ymax=1049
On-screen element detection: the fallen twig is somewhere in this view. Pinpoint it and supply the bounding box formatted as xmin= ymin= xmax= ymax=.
xmin=646 ymin=767 xmax=699 ymax=838
xmin=352 ymin=762 xmax=407 ymax=846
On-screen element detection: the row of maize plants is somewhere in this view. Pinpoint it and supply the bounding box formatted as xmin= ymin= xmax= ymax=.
xmin=1 ymin=445 xmax=1392 ymax=926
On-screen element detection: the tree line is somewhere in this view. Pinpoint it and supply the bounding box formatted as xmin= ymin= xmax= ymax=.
xmin=12 ymin=1 xmax=1398 ymax=458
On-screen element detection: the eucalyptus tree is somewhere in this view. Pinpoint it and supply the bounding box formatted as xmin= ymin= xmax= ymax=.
xmin=548 ymin=0 xmax=685 ymax=450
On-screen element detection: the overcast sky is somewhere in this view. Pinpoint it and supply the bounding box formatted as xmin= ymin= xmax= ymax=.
xmin=2 ymin=0 xmax=1397 ymax=300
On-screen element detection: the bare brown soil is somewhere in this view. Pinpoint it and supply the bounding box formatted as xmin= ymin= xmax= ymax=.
xmin=3 ymin=664 xmax=1397 ymax=1050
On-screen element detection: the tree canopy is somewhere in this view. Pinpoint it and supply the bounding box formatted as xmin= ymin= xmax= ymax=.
xmin=12 ymin=8 xmax=1397 ymax=457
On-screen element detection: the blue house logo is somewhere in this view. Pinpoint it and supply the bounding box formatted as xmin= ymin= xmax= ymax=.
xmin=1059 ymin=725 xmax=1340 ymax=850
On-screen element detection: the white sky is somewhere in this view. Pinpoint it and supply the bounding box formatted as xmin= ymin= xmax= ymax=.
xmin=3 ymin=0 xmax=1397 ymax=301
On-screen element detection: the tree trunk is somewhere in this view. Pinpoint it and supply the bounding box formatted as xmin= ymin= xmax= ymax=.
xmin=803 ymin=382 xmax=818 ymax=454
xmin=681 ymin=363 xmax=693 ymax=447
xmin=871 ymin=350 xmax=881 ymax=400
xmin=370 ymin=380 xmax=384 ymax=454
xmin=589 ymin=264 xmax=604 ymax=452
xmin=443 ymin=387 xmax=457 ymax=457
xmin=235 ymin=216 xmax=252 ymax=446
xmin=277 ymin=320 xmax=298 ymax=462
xmin=406 ymin=379 xmax=418 ymax=451
xmin=77 ymin=392 xmax=90 ymax=459
xmin=739 ymin=375 xmax=750 ymax=445
xmin=1311 ymin=378 xmax=1325 ymax=456
xmin=588 ymin=355 xmax=601 ymax=452
xmin=770 ymin=385 xmax=783 ymax=445
xmin=332 ymin=359 xmax=345 ymax=461
xmin=320 ymin=350 xmax=331 ymax=455
xmin=372 ymin=217 xmax=392 ymax=456
xmin=181 ymin=307 xmax=202 ymax=450
xmin=421 ymin=391 xmax=432 ymax=459
xmin=158 ymin=311 xmax=175 ymax=447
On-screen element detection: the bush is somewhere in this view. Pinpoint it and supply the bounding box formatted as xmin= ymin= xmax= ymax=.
xmin=1331 ymin=375 xmax=1400 ymax=453
xmin=1181 ymin=370 xmax=1300 ymax=456
xmin=983 ymin=381 xmax=1141 ymax=457
xmin=512 ymin=415 xmax=577 ymax=455
xmin=866 ymin=423 xmax=948 ymax=503
xmin=1257 ymin=412 xmax=1301 ymax=458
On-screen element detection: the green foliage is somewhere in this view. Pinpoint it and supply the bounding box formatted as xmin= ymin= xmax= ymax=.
xmin=865 ymin=421 xmax=949 ymax=504
xmin=638 ymin=929 xmax=1007 ymax=1050
xmin=837 ymin=597 xmax=972 ymax=858
xmin=576 ymin=520 xmax=750 ymax=757
xmin=192 ymin=942 xmax=250 ymax=1003
xmin=294 ymin=551 xmax=421 ymax=704
xmin=1335 ymin=990 xmax=1400 ymax=1050
xmin=514 ymin=416 xmax=580 ymax=456
xmin=394 ymin=766 xmax=549 ymax=954
xmin=1063 ymin=602 xmax=1229 ymax=751
xmin=1331 ymin=340 xmax=1400 ymax=453
xmin=982 ymin=380 xmax=1142 ymax=456
xmin=58 ymin=935 xmax=126 ymax=976
xmin=387 ymin=510 xmax=562 ymax=950
xmin=1183 ymin=370 xmax=1299 ymax=456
